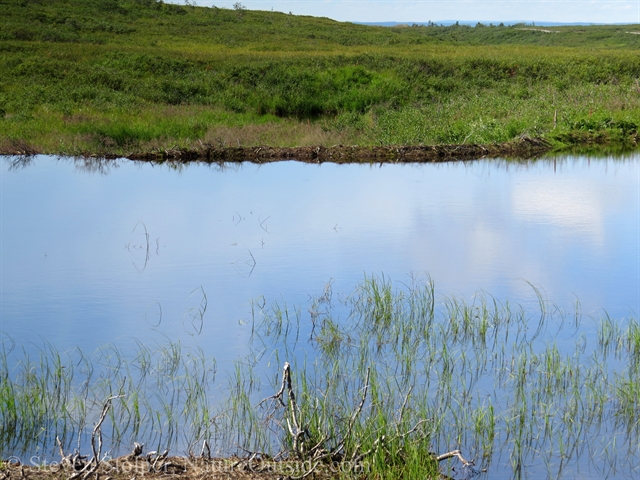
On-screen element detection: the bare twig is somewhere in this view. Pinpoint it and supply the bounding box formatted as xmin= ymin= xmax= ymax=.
xmin=56 ymin=436 xmax=66 ymax=461
xmin=397 ymin=419 xmax=428 ymax=439
xmin=288 ymin=460 xmax=320 ymax=480
xmin=335 ymin=367 xmax=370 ymax=460
xmin=256 ymin=364 xmax=288 ymax=408
xmin=200 ymin=440 xmax=211 ymax=459
xmin=348 ymin=367 xmax=370 ymax=431
xmin=436 ymin=449 xmax=475 ymax=467
xmin=56 ymin=436 xmax=78 ymax=470
xmin=351 ymin=435 xmax=385 ymax=464
xmin=151 ymin=450 xmax=169 ymax=471
xmin=396 ymin=384 xmax=413 ymax=427
xmin=69 ymin=394 xmax=124 ymax=480
xmin=284 ymin=363 xmax=305 ymax=456
xmin=92 ymin=395 xmax=125 ymax=466
xmin=130 ymin=443 xmax=144 ymax=459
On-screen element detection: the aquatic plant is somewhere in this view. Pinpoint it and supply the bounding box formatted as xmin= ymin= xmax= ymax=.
xmin=1 ymin=274 xmax=638 ymax=478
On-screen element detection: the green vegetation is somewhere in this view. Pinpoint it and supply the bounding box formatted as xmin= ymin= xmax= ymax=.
xmin=1 ymin=275 xmax=639 ymax=478
xmin=1 ymin=0 xmax=639 ymax=156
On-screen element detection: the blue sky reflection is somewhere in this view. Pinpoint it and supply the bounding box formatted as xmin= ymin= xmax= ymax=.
xmin=1 ymin=156 xmax=638 ymax=363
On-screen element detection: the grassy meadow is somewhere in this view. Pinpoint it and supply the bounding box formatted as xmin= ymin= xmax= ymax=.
xmin=1 ymin=0 xmax=640 ymax=157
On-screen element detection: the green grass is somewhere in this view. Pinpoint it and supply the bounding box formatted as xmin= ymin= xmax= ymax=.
xmin=243 ymin=275 xmax=640 ymax=477
xmin=1 ymin=0 xmax=640 ymax=156
xmin=1 ymin=274 xmax=639 ymax=477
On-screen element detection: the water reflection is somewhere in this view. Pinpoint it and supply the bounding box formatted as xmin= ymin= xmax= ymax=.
xmin=2 ymin=155 xmax=638 ymax=345
xmin=124 ymin=221 xmax=153 ymax=272
xmin=6 ymin=155 xmax=35 ymax=171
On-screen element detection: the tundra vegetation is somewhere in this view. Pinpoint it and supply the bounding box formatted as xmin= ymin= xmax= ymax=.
xmin=1 ymin=275 xmax=639 ymax=479
xmin=0 ymin=0 xmax=639 ymax=158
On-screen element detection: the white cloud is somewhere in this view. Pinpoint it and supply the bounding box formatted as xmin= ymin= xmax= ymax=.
xmin=511 ymin=179 xmax=606 ymax=244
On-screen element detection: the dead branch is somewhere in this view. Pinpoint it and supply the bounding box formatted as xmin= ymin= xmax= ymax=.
xmin=91 ymin=395 xmax=125 ymax=466
xmin=397 ymin=419 xmax=428 ymax=439
xmin=143 ymin=450 xmax=170 ymax=473
xmin=200 ymin=440 xmax=211 ymax=459
xmin=396 ymin=385 xmax=413 ymax=427
xmin=151 ymin=450 xmax=169 ymax=472
xmin=57 ymin=436 xmax=87 ymax=471
xmin=145 ymin=451 xmax=157 ymax=462
xmin=347 ymin=367 xmax=370 ymax=433
xmin=336 ymin=367 xmax=370 ymax=460
xmin=280 ymin=362 xmax=307 ymax=457
xmin=258 ymin=362 xmax=473 ymax=478
xmin=56 ymin=436 xmax=66 ymax=462
xmin=436 ymin=449 xmax=475 ymax=467
xmin=69 ymin=394 xmax=124 ymax=480
xmin=287 ymin=460 xmax=320 ymax=480
xmin=230 ymin=452 xmax=257 ymax=472
xmin=351 ymin=435 xmax=385 ymax=464
xmin=130 ymin=443 xmax=144 ymax=459
xmin=256 ymin=363 xmax=288 ymax=408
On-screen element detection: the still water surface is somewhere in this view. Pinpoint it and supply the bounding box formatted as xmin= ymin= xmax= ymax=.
xmin=1 ymin=154 xmax=639 ymax=478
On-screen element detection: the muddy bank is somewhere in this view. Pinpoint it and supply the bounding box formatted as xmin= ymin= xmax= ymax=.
xmin=125 ymin=136 xmax=552 ymax=163
xmin=4 ymin=134 xmax=639 ymax=163
xmin=1 ymin=136 xmax=557 ymax=163
xmin=0 ymin=455 xmax=295 ymax=480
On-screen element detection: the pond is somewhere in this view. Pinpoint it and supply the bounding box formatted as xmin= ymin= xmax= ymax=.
xmin=1 ymin=154 xmax=639 ymax=479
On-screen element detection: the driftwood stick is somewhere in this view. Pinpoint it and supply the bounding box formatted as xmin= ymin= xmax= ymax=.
xmin=348 ymin=367 xmax=370 ymax=432
xmin=56 ymin=436 xmax=66 ymax=462
xmin=91 ymin=395 xmax=124 ymax=466
xmin=151 ymin=450 xmax=169 ymax=471
xmin=284 ymin=363 xmax=299 ymax=427
xmin=130 ymin=443 xmax=144 ymax=459
xmin=69 ymin=394 xmax=124 ymax=480
xmin=281 ymin=362 xmax=306 ymax=455
xmin=56 ymin=436 xmax=75 ymax=470
xmin=200 ymin=440 xmax=211 ymax=459
xmin=397 ymin=385 xmax=413 ymax=426
xmin=288 ymin=461 xmax=320 ymax=480
xmin=256 ymin=363 xmax=288 ymax=408
xmin=397 ymin=419 xmax=428 ymax=439
xmin=351 ymin=435 xmax=385 ymax=464
xmin=436 ymin=449 xmax=474 ymax=466
xmin=336 ymin=367 xmax=370 ymax=460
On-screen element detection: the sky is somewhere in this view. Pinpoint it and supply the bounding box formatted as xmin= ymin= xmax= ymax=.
xmin=184 ymin=0 xmax=640 ymax=24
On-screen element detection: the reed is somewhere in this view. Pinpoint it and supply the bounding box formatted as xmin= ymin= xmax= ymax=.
xmin=1 ymin=274 xmax=638 ymax=478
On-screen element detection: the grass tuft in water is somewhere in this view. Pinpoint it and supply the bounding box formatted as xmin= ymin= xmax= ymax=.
xmin=1 ymin=274 xmax=638 ymax=478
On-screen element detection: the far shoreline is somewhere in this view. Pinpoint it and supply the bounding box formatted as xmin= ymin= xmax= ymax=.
xmin=4 ymin=135 xmax=638 ymax=164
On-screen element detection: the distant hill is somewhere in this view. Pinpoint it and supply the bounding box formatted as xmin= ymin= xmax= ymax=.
xmin=1 ymin=0 xmax=639 ymax=156
xmin=360 ymin=21 xmax=623 ymax=27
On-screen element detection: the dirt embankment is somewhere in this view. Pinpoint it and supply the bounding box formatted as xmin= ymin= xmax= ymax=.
xmin=124 ymin=136 xmax=552 ymax=163
xmin=0 ymin=456 xmax=291 ymax=480
xmin=1 ymin=136 xmax=556 ymax=163
xmin=1 ymin=453 xmax=375 ymax=480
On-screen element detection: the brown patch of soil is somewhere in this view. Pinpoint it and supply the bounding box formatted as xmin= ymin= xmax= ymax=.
xmin=124 ymin=136 xmax=553 ymax=163
xmin=1 ymin=455 xmax=344 ymax=480
xmin=0 ymin=138 xmax=39 ymax=156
